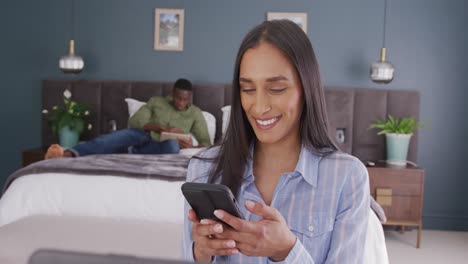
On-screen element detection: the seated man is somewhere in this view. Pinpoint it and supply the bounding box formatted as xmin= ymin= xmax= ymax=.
xmin=46 ymin=78 xmax=211 ymax=159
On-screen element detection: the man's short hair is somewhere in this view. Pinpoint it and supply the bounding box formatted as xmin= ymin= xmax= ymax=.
xmin=174 ymin=78 xmax=192 ymax=92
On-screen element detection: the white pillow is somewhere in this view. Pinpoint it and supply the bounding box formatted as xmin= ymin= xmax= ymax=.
xmin=124 ymin=98 xmax=216 ymax=145
xmin=125 ymin=98 xmax=146 ymax=117
xmin=221 ymin=105 xmax=231 ymax=139
xmin=202 ymin=111 xmax=216 ymax=145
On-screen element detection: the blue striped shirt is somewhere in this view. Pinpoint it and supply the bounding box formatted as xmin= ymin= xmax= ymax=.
xmin=182 ymin=145 xmax=370 ymax=263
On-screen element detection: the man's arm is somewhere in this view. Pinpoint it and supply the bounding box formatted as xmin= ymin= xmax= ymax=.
xmin=143 ymin=123 xmax=171 ymax=133
xmin=128 ymin=103 xmax=152 ymax=129
xmin=129 ymin=97 xmax=171 ymax=133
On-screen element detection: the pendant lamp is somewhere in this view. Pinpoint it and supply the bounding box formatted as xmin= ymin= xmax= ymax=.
xmin=370 ymin=0 xmax=394 ymax=83
xmin=59 ymin=0 xmax=84 ymax=74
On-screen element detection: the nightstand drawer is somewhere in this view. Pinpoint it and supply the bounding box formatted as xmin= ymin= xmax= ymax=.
xmin=368 ymin=169 xmax=423 ymax=196
xmin=372 ymin=194 xmax=422 ymax=222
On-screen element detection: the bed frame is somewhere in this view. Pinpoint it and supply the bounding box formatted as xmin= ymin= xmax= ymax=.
xmin=42 ymin=80 xmax=420 ymax=163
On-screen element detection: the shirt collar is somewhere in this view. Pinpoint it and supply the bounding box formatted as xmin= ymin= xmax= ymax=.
xmin=243 ymin=143 xmax=320 ymax=187
xmin=294 ymin=145 xmax=320 ymax=187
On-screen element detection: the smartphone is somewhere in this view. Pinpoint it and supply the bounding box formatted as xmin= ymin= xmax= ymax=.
xmin=181 ymin=182 xmax=245 ymax=221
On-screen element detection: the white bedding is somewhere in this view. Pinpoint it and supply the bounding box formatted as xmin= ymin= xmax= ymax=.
xmin=0 ymin=172 xmax=388 ymax=263
xmin=0 ymin=147 xmax=203 ymax=226
xmin=0 ymin=173 xmax=185 ymax=226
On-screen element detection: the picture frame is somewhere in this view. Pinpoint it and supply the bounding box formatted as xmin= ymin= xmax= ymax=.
xmin=154 ymin=8 xmax=184 ymax=51
xmin=266 ymin=12 xmax=308 ymax=34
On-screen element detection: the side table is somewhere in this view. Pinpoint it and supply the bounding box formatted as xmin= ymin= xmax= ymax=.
xmin=367 ymin=161 xmax=425 ymax=248
xmin=22 ymin=148 xmax=47 ymax=167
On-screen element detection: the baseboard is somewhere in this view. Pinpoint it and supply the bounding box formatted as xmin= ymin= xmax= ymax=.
xmin=423 ymin=215 xmax=468 ymax=231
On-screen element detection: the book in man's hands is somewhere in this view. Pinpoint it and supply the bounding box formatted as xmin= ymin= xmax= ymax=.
xmin=160 ymin=131 xmax=191 ymax=142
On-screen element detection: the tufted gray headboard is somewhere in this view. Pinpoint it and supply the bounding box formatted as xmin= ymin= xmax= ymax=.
xmin=42 ymin=80 xmax=420 ymax=163
xmin=42 ymin=80 xmax=231 ymax=146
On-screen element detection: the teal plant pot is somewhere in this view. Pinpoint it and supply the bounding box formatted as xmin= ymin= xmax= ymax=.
xmin=385 ymin=133 xmax=412 ymax=166
xmin=59 ymin=126 xmax=79 ymax=148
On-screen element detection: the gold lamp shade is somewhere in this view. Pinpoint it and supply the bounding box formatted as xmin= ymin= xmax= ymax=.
xmin=59 ymin=40 xmax=84 ymax=74
xmin=370 ymin=48 xmax=395 ymax=84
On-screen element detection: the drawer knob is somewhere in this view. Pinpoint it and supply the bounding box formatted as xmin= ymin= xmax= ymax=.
xmin=376 ymin=188 xmax=392 ymax=206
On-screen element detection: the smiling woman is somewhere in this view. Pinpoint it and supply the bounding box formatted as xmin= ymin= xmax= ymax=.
xmin=239 ymin=42 xmax=303 ymax=148
xmin=183 ymin=20 xmax=370 ymax=263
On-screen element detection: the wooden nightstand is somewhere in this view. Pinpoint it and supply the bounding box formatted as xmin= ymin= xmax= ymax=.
xmin=367 ymin=162 xmax=425 ymax=248
xmin=22 ymin=148 xmax=47 ymax=167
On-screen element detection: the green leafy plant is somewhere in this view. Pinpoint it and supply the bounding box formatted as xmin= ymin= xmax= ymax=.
xmin=368 ymin=115 xmax=422 ymax=135
xmin=42 ymin=89 xmax=92 ymax=136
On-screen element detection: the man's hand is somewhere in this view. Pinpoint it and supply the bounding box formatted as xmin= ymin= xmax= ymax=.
xmin=178 ymin=137 xmax=193 ymax=149
xmin=143 ymin=124 xmax=182 ymax=133
xmin=214 ymin=200 xmax=297 ymax=261
xmin=143 ymin=123 xmax=164 ymax=132
xmin=166 ymin=127 xmax=183 ymax=134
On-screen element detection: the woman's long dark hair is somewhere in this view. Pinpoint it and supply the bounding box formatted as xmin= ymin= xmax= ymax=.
xmin=197 ymin=20 xmax=337 ymax=197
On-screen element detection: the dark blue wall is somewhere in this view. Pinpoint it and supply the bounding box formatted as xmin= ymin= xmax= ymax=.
xmin=1 ymin=0 xmax=467 ymax=230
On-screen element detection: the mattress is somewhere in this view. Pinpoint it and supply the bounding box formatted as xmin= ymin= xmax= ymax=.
xmin=0 ymin=173 xmax=185 ymax=226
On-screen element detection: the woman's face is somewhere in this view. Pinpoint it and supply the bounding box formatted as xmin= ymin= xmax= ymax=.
xmin=239 ymin=42 xmax=303 ymax=145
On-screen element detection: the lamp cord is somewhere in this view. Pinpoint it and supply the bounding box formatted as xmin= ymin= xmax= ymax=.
xmin=382 ymin=0 xmax=387 ymax=48
xmin=71 ymin=0 xmax=75 ymax=40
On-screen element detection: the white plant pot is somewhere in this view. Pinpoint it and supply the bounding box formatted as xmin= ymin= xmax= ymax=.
xmin=385 ymin=133 xmax=412 ymax=166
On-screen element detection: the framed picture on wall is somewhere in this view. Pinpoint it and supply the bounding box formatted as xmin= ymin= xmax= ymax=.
xmin=267 ymin=12 xmax=308 ymax=34
xmin=154 ymin=8 xmax=184 ymax=51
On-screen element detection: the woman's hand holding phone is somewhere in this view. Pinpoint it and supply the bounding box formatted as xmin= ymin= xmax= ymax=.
xmin=189 ymin=200 xmax=296 ymax=262
xmin=188 ymin=209 xmax=239 ymax=262
xmin=183 ymin=183 xmax=295 ymax=261
xmin=213 ymin=200 xmax=297 ymax=262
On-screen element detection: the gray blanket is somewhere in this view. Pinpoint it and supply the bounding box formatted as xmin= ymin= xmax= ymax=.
xmin=2 ymin=154 xmax=191 ymax=196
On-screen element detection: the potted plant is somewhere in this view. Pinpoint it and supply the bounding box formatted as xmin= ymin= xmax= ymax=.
xmin=369 ymin=115 xmax=423 ymax=166
xmin=42 ymin=89 xmax=92 ymax=148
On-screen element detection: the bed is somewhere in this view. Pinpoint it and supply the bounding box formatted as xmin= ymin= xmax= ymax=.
xmin=0 ymin=80 xmax=420 ymax=263
xmin=0 ymin=155 xmax=387 ymax=264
